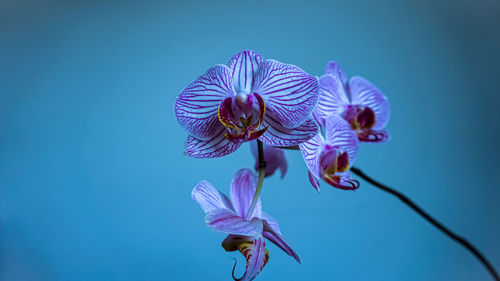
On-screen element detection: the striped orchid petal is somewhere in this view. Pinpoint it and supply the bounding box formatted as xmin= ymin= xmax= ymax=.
xmin=308 ymin=171 xmax=321 ymax=191
xmin=230 ymin=169 xmax=261 ymax=219
xmin=262 ymin=220 xmax=300 ymax=263
xmin=324 ymin=115 xmax=359 ymax=165
xmin=192 ymin=180 xmax=233 ymax=213
xmin=228 ymin=50 xmax=264 ymax=95
xmin=314 ymin=74 xmax=350 ymax=125
xmin=299 ymin=131 xmax=324 ymax=179
xmin=261 ymin=212 xmax=280 ymax=234
xmin=253 ymin=60 xmax=319 ymax=129
xmin=205 ymin=208 xmax=263 ymax=236
xmin=233 ymin=237 xmax=268 ymax=281
xmin=184 ymin=129 xmax=241 ymax=158
xmin=174 ymin=65 xmax=235 ymax=140
xmin=325 ymin=61 xmax=347 ymax=86
xmin=260 ymin=116 xmax=319 ymax=147
xmin=349 ymin=76 xmax=390 ymax=130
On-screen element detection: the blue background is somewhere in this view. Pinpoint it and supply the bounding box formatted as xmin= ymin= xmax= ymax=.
xmin=1 ymin=0 xmax=499 ymax=280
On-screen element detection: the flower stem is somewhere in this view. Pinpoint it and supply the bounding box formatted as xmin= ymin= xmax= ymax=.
xmin=276 ymin=145 xmax=300 ymax=150
xmin=351 ymin=166 xmax=500 ymax=281
xmin=247 ymin=140 xmax=267 ymax=219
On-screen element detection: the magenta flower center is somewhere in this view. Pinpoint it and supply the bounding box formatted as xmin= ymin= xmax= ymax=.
xmin=318 ymin=146 xmax=359 ymax=190
xmin=342 ymin=105 xmax=387 ymax=142
xmin=218 ymin=93 xmax=268 ymax=142
xmin=343 ymin=105 xmax=376 ymax=131
xmin=319 ymin=146 xmax=349 ymax=177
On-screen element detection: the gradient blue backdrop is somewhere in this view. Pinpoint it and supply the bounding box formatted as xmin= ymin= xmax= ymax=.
xmin=1 ymin=0 xmax=499 ymax=280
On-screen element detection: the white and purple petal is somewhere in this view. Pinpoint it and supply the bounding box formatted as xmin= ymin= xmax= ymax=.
xmin=314 ymin=74 xmax=350 ymax=125
xmin=228 ymin=50 xmax=264 ymax=95
xmin=205 ymin=208 xmax=263 ymax=236
xmin=349 ymin=76 xmax=390 ymax=130
xmin=261 ymin=212 xmax=281 ymax=234
xmin=260 ymin=116 xmax=319 ymax=147
xmin=192 ymin=180 xmax=233 ymax=213
xmin=184 ymin=129 xmax=241 ymax=158
xmin=174 ymin=65 xmax=235 ymax=140
xmin=299 ymin=131 xmax=324 ymax=179
xmin=253 ymin=60 xmax=319 ymax=129
xmin=262 ymin=220 xmax=300 ymax=263
xmin=230 ymin=169 xmax=261 ymax=219
xmin=324 ymin=61 xmax=348 ymax=86
xmin=308 ymin=171 xmax=321 ymax=191
xmin=324 ymin=115 xmax=359 ymax=165
xmin=250 ymin=142 xmax=288 ymax=178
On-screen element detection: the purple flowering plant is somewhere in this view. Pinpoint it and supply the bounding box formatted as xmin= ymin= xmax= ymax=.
xmin=174 ymin=50 xmax=390 ymax=280
xmin=174 ymin=51 xmax=499 ymax=281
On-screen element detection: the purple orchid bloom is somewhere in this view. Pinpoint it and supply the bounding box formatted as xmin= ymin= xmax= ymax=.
xmin=174 ymin=50 xmax=319 ymax=158
xmin=299 ymin=115 xmax=359 ymax=191
xmin=314 ymin=61 xmax=390 ymax=143
xmin=250 ymin=142 xmax=287 ymax=178
xmin=192 ymin=169 xmax=300 ymax=281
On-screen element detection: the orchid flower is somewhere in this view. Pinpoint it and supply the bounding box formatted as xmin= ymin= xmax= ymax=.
xmin=314 ymin=61 xmax=390 ymax=142
xmin=299 ymin=115 xmax=359 ymax=191
xmin=250 ymin=142 xmax=287 ymax=178
xmin=192 ymin=169 xmax=300 ymax=281
xmin=174 ymin=50 xmax=319 ymax=158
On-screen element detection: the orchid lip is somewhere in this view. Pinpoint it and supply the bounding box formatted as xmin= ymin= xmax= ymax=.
xmin=231 ymin=240 xmax=269 ymax=281
xmin=341 ymin=104 xmax=387 ymax=143
xmin=222 ymin=235 xmax=251 ymax=252
xmin=319 ymin=146 xmax=356 ymax=190
xmin=358 ymin=130 xmax=387 ymax=142
xmin=343 ymin=105 xmax=376 ymax=131
xmin=319 ymin=147 xmax=350 ymax=176
xmin=324 ymin=174 xmax=360 ymax=190
xmin=218 ymin=93 xmax=267 ymax=142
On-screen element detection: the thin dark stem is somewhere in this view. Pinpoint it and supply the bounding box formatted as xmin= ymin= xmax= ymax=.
xmin=351 ymin=166 xmax=500 ymax=281
xmin=276 ymin=145 xmax=300 ymax=151
xmin=257 ymin=140 xmax=266 ymax=169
